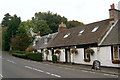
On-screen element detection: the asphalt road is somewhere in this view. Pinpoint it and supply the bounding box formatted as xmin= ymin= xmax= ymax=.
xmin=0 ymin=51 xmax=118 ymax=79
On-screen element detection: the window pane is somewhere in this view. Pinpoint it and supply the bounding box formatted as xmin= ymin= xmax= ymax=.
xmin=92 ymin=26 xmax=99 ymax=32
xmin=113 ymin=46 xmax=118 ymax=59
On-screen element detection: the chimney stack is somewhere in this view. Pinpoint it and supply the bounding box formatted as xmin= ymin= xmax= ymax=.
xmin=58 ymin=22 xmax=67 ymax=32
xmin=109 ymin=3 xmax=120 ymax=22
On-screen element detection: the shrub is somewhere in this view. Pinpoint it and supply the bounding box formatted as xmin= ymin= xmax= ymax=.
xmin=27 ymin=52 xmax=43 ymax=61
xmin=85 ymin=48 xmax=94 ymax=55
xmin=84 ymin=58 xmax=91 ymax=62
xmin=55 ymin=49 xmax=61 ymax=54
xmin=70 ymin=46 xmax=78 ymax=54
xmin=45 ymin=49 xmax=49 ymax=55
xmin=52 ymin=55 xmax=57 ymax=63
xmin=12 ymin=51 xmax=43 ymax=61
xmin=26 ymin=47 xmax=36 ymax=52
xmin=112 ymin=60 xmax=120 ymax=64
xmin=12 ymin=52 xmax=27 ymax=59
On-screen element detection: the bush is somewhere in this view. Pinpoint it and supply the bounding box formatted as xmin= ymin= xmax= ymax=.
xmin=84 ymin=58 xmax=91 ymax=62
xmin=112 ymin=60 xmax=120 ymax=64
xmin=12 ymin=51 xmax=43 ymax=61
xmin=12 ymin=52 xmax=27 ymax=59
xmin=52 ymin=55 xmax=57 ymax=63
xmin=27 ymin=52 xmax=43 ymax=61
xmin=26 ymin=47 xmax=36 ymax=52
xmin=85 ymin=48 xmax=94 ymax=55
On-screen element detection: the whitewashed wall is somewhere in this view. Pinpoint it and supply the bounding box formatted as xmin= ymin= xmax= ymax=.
xmin=59 ymin=49 xmax=65 ymax=62
xmin=40 ymin=46 xmax=119 ymax=67
xmin=98 ymin=46 xmax=119 ymax=67
xmin=48 ymin=50 xmax=52 ymax=61
xmin=72 ymin=47 xmax=119 ymax=67
xmin=42 ymin=49 xmax=46 ymax=60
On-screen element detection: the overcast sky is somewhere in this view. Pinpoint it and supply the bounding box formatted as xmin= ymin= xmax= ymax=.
xmin=0 ymin=0 xmax=120 ymax=24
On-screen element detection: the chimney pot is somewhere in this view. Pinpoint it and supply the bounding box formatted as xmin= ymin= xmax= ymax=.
xmin=111 ymin=3 xmax=115 ymax=9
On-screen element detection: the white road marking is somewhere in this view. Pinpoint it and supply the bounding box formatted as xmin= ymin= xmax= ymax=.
xmin=0 ymin=74 xmax=3 ymax=78
xmin=46 ymin=72 xmax=50 ymax=74
xmin=7 ymin=60 xmax=16 ymax=64
xmin=25 ymin=66 xmax=61 ymax=78
xmin=25 ymin=66 xmax=33 ymax=69
xmin=37 ymin=70 xmax=44 ymax=72
xmin=51 ymin=74 xmax=61 ymax=78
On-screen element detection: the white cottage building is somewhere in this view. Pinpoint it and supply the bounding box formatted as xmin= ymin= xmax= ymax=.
xmin=34 ymin=4 xmax=120 ymax=68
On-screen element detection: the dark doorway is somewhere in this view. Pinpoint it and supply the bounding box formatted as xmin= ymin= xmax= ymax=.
xmin=65 ymin=48 xmax=70 ymax=63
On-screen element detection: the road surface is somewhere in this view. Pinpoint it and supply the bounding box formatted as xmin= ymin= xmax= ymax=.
xmin=0 ymin=51 xmax=118 ymax=79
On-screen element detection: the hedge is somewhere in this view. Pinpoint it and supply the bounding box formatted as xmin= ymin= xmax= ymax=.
xmin=52 ymin=55 xmax=57 ymax=63
xmin=12 ymin=53 xmax=27 ymax=59
xmin=27 ymin=53 xmax=43 ymax=61
xmin=12 ymin=51 xmax=43 ymax=61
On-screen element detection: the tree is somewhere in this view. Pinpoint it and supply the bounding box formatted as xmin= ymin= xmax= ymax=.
xmin=7 ymin=14 xmax=21 ymax=38
xmin=32 ymin=11 xmax=68 ymax=33
xmin=2 ymin=27 xmax=10 ymax=51
xmin=1 ymin=13 xmax=11 ymax=27
xmin=2 ymin=14 xmax=21 ymax=51
xmin=19 ymin=20 xmax=36 ymax=37
xmin=33 ymin=20 xmax=52 ymax=36
xmin=67 ymin=20 xmax=84 ymax=28
xmin=11 ymin=35 xmax=32 ymax=51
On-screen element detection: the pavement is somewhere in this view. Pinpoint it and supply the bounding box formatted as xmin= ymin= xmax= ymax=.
xmin=41 ymin=61 xmax=120 ymax=76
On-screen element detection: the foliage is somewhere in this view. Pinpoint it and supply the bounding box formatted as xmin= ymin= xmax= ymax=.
xmin=12 ymin=51 xmax=43 ymax=61
xmin=52 ymin=54 xmax=57 ymax=63
xmin=19 ymin=20 xmax=36 ymax=37
xmin=67 ymin=20 xmax=84 ymax=29
xmin=7 ymin=14 xmax=21 ymax=38
xmin=11 ymin=35 xmax=32 ymax=51
xmin=26 ymin=47 xmax=36 ymax=52
xmin=70 ymin=46 xmax=78 ymax=54
xmin=45 ymin=49 xmax=49 ymax=55
xmin=12 ymin=52 xmax=27 ymax=59
xmin=32 ymin=11 xmax=68 ymax=33
xmin=1 ymin=13 xmax=12 ymax=27
xmin=85 ymin=48 xmax=95 ymax=55
xmin=84 ymin=58 xmax=91 ymax=62
xmin=112 ymin=60 xmax=120 ymax=64
xmin=55 ymin=49 xmax=61 ymax=54
xmin=2 ymin=14 xmax=21 ymax=51
xmin=27 ymin=52 xmax=43 ymax=61
xmin=33 ymin=20 xmax=52 ymax=36
xmin=2 ymin=27 xmax=10 ymax=51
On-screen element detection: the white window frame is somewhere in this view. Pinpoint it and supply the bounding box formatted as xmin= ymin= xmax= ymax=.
xmin=63 ymin=33 xmax=70 ymax=38
xmin=78 ymin=29 xmax=85 ymax=35
xmin=92 ymin=26 xmax=99 ymax=32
